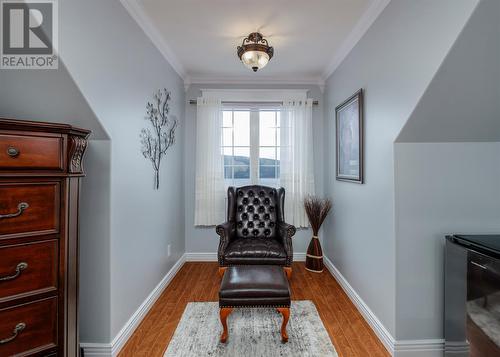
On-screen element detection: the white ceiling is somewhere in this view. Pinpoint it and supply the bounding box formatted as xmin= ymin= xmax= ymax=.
xmin=122 ymin=0 xmax=390 ymax=86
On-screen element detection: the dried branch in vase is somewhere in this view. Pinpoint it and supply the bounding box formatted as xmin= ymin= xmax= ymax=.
xmin=303 ymin=196 xmax=332 ymax=235
xmin=304 ymin=195 xmax=332 ymax=273
xmin=140 ymin=88 xmax=178 ymax=189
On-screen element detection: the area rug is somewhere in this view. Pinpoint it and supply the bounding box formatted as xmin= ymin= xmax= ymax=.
xmin=467 ymin=291 xmax=500 ymax=348
xmin=164 ymin=300 xmax=337 ymax=357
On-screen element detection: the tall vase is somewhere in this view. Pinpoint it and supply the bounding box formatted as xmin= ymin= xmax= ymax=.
xmin=305 ymin=235 xmax=324 ymax=273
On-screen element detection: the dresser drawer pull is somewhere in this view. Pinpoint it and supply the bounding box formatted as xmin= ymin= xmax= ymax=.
xmin=6 ymin=146 xmax=20 ymax=158
xmin=0 ymin=262 xmax=28 ymax=282
xmin=0 ymin=322 xmax=26 ymax=345
xmin=0 ymin=202 xmax=29 ymax=219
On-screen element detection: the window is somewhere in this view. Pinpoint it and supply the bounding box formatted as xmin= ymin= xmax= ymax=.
xmin=222 ymin=110 xmax=251 ymax=183
xmin=222 ymin=106 xmax=281 ymax=187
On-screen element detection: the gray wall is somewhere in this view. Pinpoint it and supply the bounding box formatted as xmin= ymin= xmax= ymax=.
xmin=323 ymin=0 xmax=478 ymax=336
xmin=0 ymin=63 xmax=107 ymax=139
xmin=184 ymin=83 xmax=325 ymax=254
xmin=394 ymin=0 xmax=500 ymax=341
xmin=0 ymin=51 xmax=113 ymax=342
xmin=79 ymin=140 xmax=112 ymax=342
xmin=394 ymin=143 xmax=500 ymax=340
xmin=1 ymin=0 xmax=186 ymax=343
xmin=59 ymin=0 xmax=186 ymax=340
xmin=396 ymin=0 xmax=500 ymax=143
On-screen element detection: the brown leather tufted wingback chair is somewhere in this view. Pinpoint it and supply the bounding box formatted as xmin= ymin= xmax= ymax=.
xmin=216 ymin=185 xmax=296 ymax=279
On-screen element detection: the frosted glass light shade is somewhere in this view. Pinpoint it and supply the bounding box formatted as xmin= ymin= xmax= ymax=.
xmin=241 ymin=50 xmax=270 ymax=72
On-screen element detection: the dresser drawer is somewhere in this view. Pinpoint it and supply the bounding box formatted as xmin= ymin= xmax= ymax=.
xmin=0 ymin=240 xmax=58 ymax=302
xmin=0 ymin=297 xmax=57 ymax=356
xmin=0 ymin=133 xmax=63 ymax=170
xmin=0 ymin=182 xmax=60 ymax=238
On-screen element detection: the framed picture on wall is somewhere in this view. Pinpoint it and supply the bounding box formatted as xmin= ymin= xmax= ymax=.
xmin=335 ymin=89 xmax=364 ymax=183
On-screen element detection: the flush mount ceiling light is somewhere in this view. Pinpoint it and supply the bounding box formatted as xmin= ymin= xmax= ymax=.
xmin=237 ymin=32 xmax=274 ymax=72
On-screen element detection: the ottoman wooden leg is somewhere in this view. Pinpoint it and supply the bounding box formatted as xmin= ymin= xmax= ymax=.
xmin=218 ymin=267 xmax=227 ymax=278
xmin=283 ymin=267 xmax=292 ymax=280
xmin=220 ymin=308 xmax=233 ymax=343
xmin=277 ymin=307 xmax=290 ymax=343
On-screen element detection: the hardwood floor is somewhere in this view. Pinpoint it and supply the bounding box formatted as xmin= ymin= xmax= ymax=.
xmin=119 ymin=262 xmax=389 ymax=357
xmin=468 ymin=316 xmax=500 ymax=357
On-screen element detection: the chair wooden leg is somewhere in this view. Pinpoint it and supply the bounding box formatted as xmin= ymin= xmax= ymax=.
xmin=220 ymin=308 xmax=233 ymax=343
xmin=218 ymin=267 xmax=227 ymax=278
xmin=283 ymin=267 xmax=292 ymax=280
xmin=277 ymin=307 xmax=290 ymax=343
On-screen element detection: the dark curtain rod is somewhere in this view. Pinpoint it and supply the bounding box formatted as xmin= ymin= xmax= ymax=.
xmin=188 ymin=100 xmax=319 ymax=105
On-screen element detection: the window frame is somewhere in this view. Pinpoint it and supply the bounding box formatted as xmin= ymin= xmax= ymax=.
xmin=221 ymin=104 xmax=281 ymax=187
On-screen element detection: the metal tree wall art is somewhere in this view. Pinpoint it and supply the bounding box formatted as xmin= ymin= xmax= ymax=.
xmin=140 ymin=88 xmax=177 ymax=189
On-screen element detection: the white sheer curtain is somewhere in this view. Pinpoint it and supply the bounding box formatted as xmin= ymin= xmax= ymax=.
xmin=280 ymin=99 xmax=315 ymax=227
xmin=194 ymin=97 xmax=225 ymax=226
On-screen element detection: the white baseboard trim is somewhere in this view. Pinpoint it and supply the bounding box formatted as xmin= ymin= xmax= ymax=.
xmin=323 ymin=256 xmax=395 ymax=354
xmin=444 ymin=341 xmax=469 ymax=357
xmin=393 ymin=339 xmax=446 ymax=357
xmin=323 ymin=256 xmax=447 ymax=357
xmin=80 ymin=254 xmax=186 ymax=357
xmin=79 ymin=343 xmax=112 ymax=357
xmin=185 ymin=252 xmax=306 ymax=262
xmin=294 ymin=252 xmax=306 ymax=261
xmin=185 ymin=252 xmax=217 ymax=261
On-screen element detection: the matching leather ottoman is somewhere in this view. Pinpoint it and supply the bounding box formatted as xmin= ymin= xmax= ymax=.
xmin=219 ymin=265 xmax=291 ymax=343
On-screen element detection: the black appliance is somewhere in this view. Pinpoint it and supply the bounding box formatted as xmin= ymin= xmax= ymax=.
xmin=445 ymin=234 xmax=500 ymax=357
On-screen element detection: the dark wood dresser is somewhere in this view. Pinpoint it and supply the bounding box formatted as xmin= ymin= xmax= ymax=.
xmin=0 ymin=119 xmax=90 ymax=357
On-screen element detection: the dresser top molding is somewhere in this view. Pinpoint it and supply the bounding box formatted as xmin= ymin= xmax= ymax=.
xmin=0 ymin=118 xmax=91 ymax=176
xmin=0 ymin=118 xmax=91 ymax=138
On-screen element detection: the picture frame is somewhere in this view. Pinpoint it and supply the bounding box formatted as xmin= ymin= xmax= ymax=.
xmin=335 ymin=89 xmax=364 ymax=183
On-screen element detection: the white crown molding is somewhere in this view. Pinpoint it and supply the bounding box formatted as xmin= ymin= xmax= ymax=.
xmin=184 ymin=77 xmax=192 ymax=92
xmin=120 ymin=0 xmax=187 ymax=81
xmin=200 ymin=88 xmax=309 ymax=102
xmin=80 ymin=254 xmax=186 ymax=357
xmin=321 ymin=0 xmax=392 ymax=81
xmin=188 ymin=75 xmax=325 ymax=90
